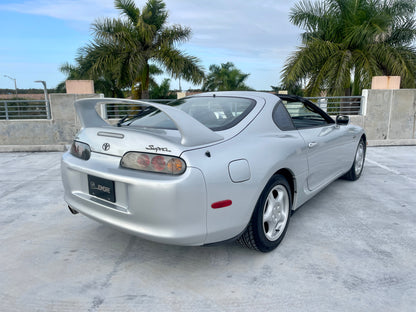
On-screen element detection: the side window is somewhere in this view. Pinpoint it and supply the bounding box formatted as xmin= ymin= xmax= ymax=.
xmin=282 ymin=100 xmax=331 ymax=129
xmin=272 ymin=102 xmax=296 ymax=131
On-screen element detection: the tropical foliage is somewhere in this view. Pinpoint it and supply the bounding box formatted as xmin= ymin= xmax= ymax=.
xmin=58 ymin=60 xmax=172 ymax=99
xmin=202 ymin=62 xmax=252 ymax=91
xmin=62 ymin=0 xmax=204 ymax=99
xmin=149 ymin=78 xmax=176 ymax=99
xmin=271 ymin=81 xmax=304 ymax=96
xmin=282 ymin=0 xmax=416 ymax=96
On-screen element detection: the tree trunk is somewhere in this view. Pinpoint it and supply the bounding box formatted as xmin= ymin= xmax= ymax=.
xmin=131 ymin=82 xmax=141 ymax=99
xmin=141 ymin=90 xmax=150 ymax=99
xmin=141 ymin=63 xmax=150 ymax=99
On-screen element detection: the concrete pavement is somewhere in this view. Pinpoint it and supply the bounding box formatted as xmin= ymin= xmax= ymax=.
xmin=0 ymin=146 xmax=415 ymax=311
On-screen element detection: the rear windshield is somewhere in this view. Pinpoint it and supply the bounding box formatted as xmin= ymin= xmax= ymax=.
xmin=126 ymin=96 xmax=256 ymax=131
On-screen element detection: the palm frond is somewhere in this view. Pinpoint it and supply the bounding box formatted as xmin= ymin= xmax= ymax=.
xmin=142 ymin=0 xmax=168 ymax=31
xmin=115 ymin=0 xmax=140 ymax=25
xmin=156 ymin=46 xmax=204 ymax=84
xmin=155 ymin=25 xmax=192 ymax=47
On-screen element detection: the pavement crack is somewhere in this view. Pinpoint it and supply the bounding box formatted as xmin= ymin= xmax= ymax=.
xmin=87 ymin=236 xmax=136 ymax=311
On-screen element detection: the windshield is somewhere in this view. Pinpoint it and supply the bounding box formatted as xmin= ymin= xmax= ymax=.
xmin=126 ymin=96 xmax=256 ymax=131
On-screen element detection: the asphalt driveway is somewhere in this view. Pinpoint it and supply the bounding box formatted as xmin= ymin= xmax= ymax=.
xmin=0 ymin=146 xmax=415 ymax=311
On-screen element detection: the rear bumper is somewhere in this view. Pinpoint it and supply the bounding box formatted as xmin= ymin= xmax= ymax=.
xmin=61 ymin=151 xmax=208 ymax=245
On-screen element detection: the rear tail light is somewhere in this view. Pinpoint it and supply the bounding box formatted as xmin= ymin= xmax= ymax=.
xmin=70 ymin=141 xmax=91 ymax=160
xmin=121 ymin=152 xmax=186 ymax=175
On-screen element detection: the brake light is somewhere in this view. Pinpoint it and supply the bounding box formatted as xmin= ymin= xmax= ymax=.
xmin=121 ymin=152 xmax=186 ymax=175
xmin=136 ymin=154 xmax=150 ymax=168
xmin=70 ymin=141 xmax=91 ymax=160
xmin=151 ymin=155 xmax=166 ymax=171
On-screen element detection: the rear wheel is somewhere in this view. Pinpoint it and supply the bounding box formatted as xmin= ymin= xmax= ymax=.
xmin=343 ymin=137 xmax=366 ymax=181
xmin=238 ymin=174 xmax=292 ymax=252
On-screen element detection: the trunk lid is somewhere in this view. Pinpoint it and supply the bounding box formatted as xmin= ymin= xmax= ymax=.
xmin=76 ymin=126 xmax=186 ymax=157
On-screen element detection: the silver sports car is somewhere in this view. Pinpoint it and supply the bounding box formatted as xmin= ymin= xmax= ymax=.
xmin=61 ymin=91 xmax=366 ymax=252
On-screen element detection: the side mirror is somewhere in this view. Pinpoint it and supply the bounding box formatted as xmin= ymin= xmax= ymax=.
xmin=336 ymin=115 xmax=349 ymax=125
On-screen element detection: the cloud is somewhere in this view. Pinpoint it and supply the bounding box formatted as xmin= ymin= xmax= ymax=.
xmin=0 ymin=0 xmax=304 ymax=89
xmin=1 ymin=0 xmax=301 ymax=52
xmin=0 ymin=0 xmax=115 ymax=22
xmin=166 ymin=0 xmax=301 ymax=53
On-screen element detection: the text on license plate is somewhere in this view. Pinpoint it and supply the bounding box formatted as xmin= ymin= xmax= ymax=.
xmin=88 ymin=175 xmax=116 ymax=203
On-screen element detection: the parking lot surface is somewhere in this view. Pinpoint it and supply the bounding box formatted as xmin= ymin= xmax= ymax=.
xmin=0 ymin=146 xmax=415 ymax=311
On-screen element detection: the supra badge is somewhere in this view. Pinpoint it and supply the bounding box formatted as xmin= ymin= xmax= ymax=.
xmin=145 ymin=144 xmax=171 ymax=153
xmin=102 ymin=143 xmax=110 ymax=151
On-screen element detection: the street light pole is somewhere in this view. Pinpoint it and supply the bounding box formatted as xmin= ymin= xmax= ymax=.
xmin=4 ymin=75 xmax=17 ymax=97
xmin=35 ymin=80 xmax=51 ymax=119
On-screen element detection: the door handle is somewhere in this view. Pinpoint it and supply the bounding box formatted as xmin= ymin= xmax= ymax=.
xmin=308 ymin=142 xmax=318 ymax=148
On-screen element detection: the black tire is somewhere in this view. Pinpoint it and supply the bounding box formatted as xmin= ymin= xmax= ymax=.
xmin=343 ymin=137 xmax=366 ymax=181
xmin=238 ymin=174 xmax=292 ymax=252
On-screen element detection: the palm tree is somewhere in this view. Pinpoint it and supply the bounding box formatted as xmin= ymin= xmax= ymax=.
xmin=202 ymin=62 xmax=253 ymax=91
xmin=130 ymin=64 xmax=164 ymax=98
xmin=79 ymin=0 xmax=204 ymax=99
xmin=282 ymin=0 xmax=416 ymax=96
xmin=149 ymin=78 xmax=176 ymax=99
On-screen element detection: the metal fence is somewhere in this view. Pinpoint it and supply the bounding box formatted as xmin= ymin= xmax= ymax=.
xmin=104 ymin=97 xmax=364 ymax=118
xmin=0 ymin=100 xmax=50 ymax=120
xmin=0 ymin=96 xmax=364 ymax=120
xmin=104 ymin=99 xmax=174 ymax=119
xmin=305 ymin=96 xmax=363 ymax=115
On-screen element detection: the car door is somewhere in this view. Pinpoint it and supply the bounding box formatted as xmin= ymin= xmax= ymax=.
xmin=281 ymin=96 xmax=352 ymax=191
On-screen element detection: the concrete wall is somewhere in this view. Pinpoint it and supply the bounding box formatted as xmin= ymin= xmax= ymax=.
xmin=0 ymin=94 xmax=101 ymax=152
xmin=358 ymin=89 xmax=416 ymax=146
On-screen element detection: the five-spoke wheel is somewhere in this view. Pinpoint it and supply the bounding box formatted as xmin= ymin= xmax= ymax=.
xmin=262 ymin=185 xmax=290 ymax=242
xmin=238 ymin=174 xmax=292 ymax=252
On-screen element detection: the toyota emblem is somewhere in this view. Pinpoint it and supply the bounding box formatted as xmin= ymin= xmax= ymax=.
xmin=102 ymin=143 xmax=110 ymax=151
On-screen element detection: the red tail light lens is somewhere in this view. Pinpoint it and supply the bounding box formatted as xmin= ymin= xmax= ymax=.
xmin=151 ymin=155 xmax=166 ymax=171
xmin=121 ymin=152 xmax=186 ymax=175
xmin=136 ymin=154 xmax=150 ymax=168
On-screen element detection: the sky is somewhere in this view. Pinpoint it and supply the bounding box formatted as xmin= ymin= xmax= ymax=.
xmin=0 ymin=0 xmax=303 ymax=91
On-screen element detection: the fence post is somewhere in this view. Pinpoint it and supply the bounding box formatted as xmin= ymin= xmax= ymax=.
xmin=34 ymin=81 xmax=51 ymax=119
xmin=4 ymin=101 xmax=9 ymax=120
xmin=100 ymin=103 xmax=108 ymax=119
xmin=318 ymin=98 xmax=327 ymax=112
xmin=361 ymin=90 xmax=368 ymax=116
xmin=46 ymin=98 xmax=51 ymax=119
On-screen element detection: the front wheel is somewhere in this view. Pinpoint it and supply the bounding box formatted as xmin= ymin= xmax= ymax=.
xmin=343 ymin=137 xmax=366 ymax=181
xmin=238 ymin=174 xmax=292 ymax=252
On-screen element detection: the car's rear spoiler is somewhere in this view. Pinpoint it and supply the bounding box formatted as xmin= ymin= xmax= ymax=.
xmin=74 ymin=98 xmax=223 ymax=147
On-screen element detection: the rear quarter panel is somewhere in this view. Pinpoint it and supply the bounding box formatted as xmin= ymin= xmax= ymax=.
xmin=181 ymin=107 xmax=307 ymax=244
